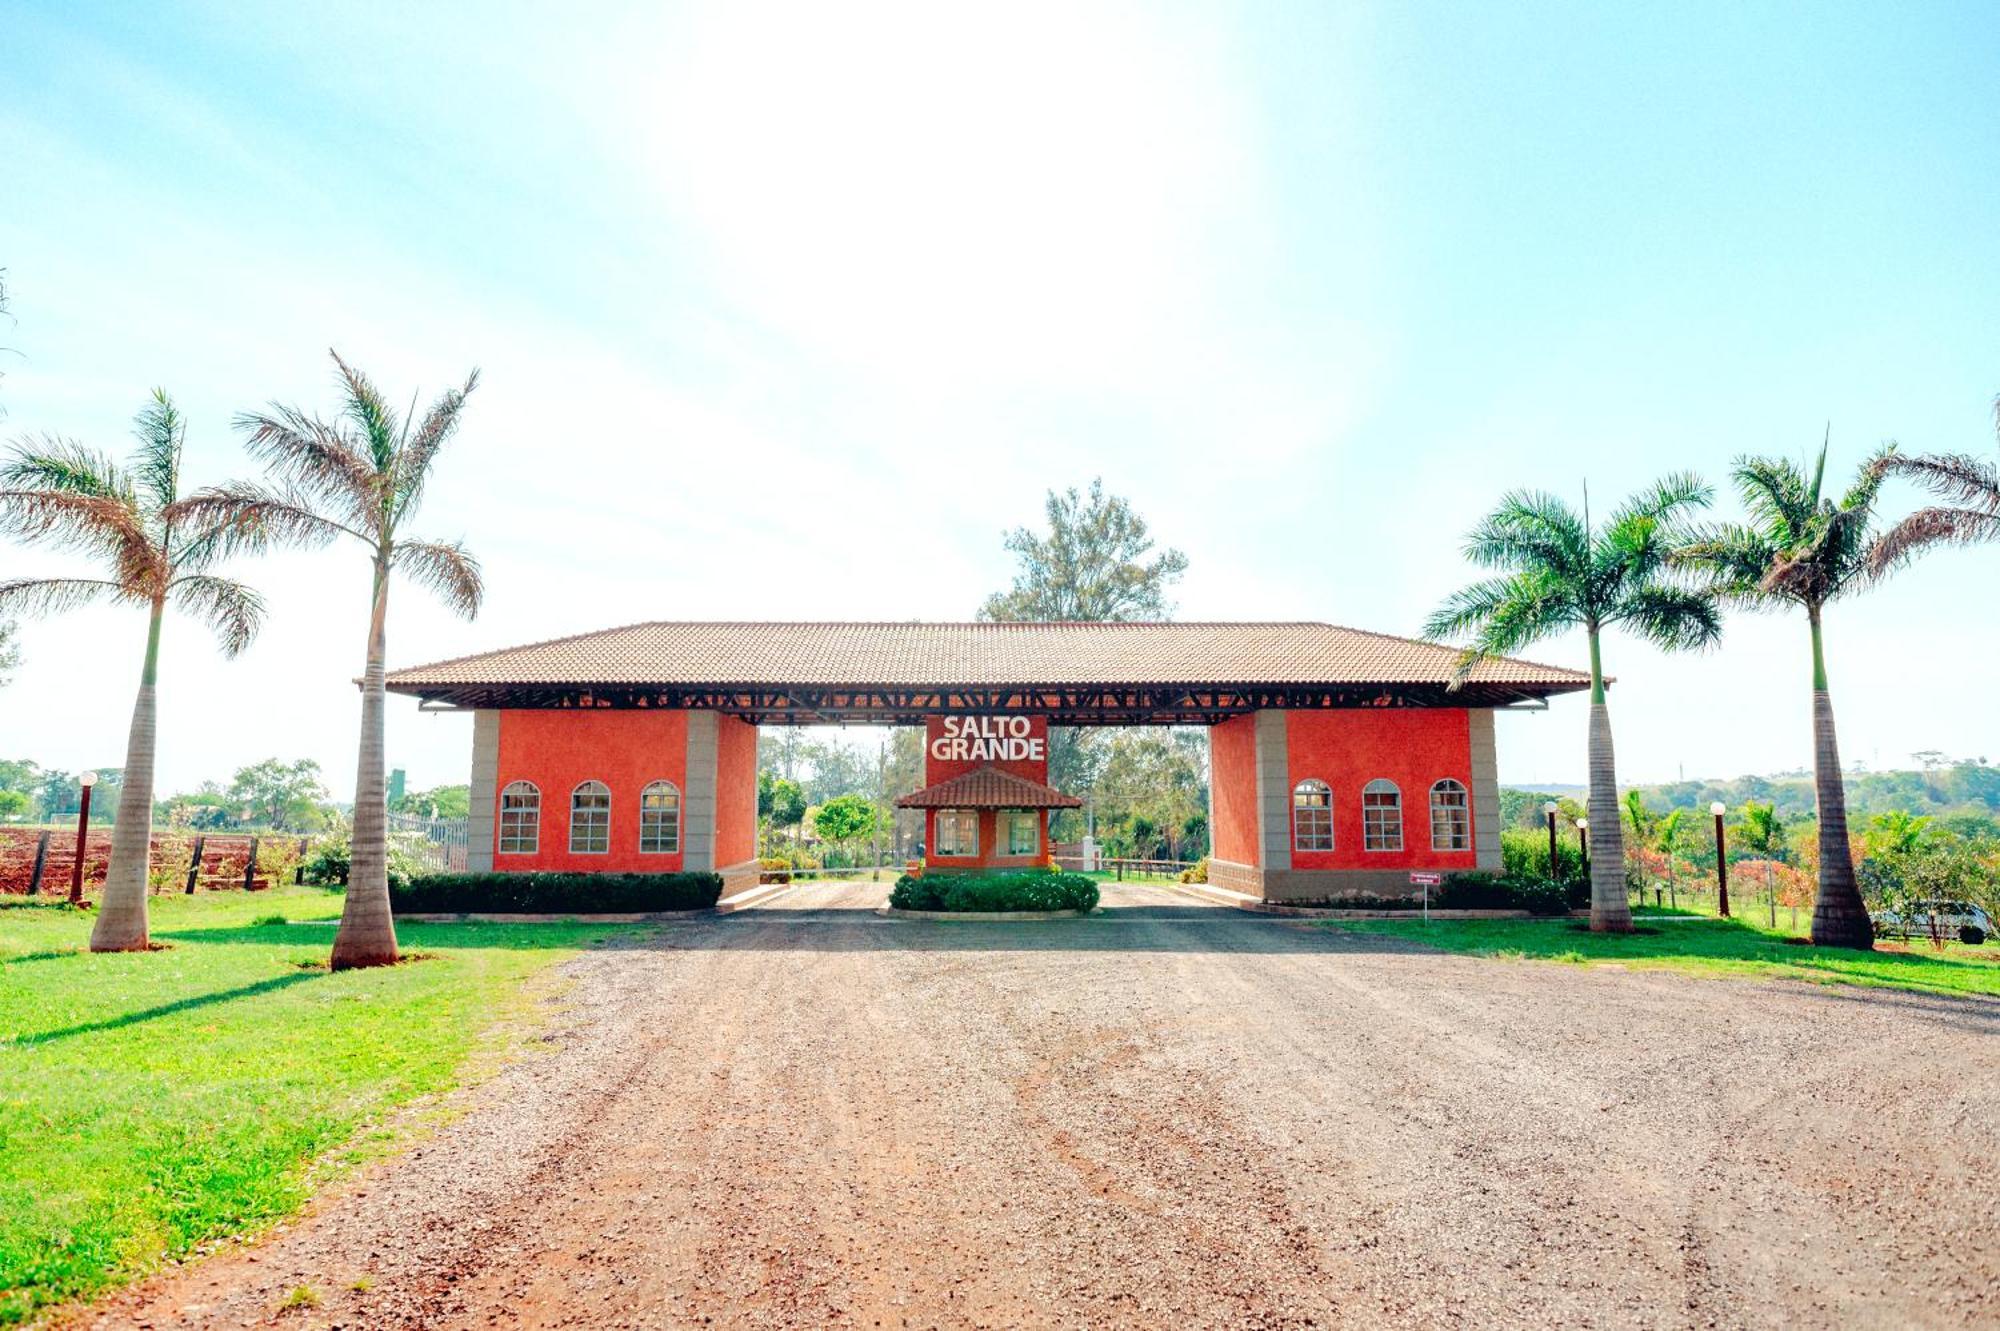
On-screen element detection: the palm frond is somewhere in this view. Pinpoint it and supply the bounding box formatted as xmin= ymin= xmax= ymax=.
xmin=393 ymin=368 xmax=480 ymax=521
xmin=393 ymin=537 xmax=484 ymax=619
xmin=167 ymin=482 xmax=363 ymax=556
xmin=1423 ymin=568 xmax=1577 ymax=682
xmin=232 ymin=403 xmax=380 ymax=526
xmin=1877 ymin=451 xmax=2000 ymax=511
xmin=1615 ymin=584 xmax=1723 ymax=652
xmin=1 ymin=436 xmax=131 ymax=501
xmin=1462 ymin=490 xmax=1589 ymax=577
xmin=1608 ymin=471 xmax=1712 ymax=529
xmin=1731 ymin=454 xmax=1813 ymax=543
xmin=329 ymin=349 xmax=401 ymax=472
xmin=131 ymin=389 xmax=184 ymax=511
xmin=0 ymin=576 xmax=130 ymax=617
xmin=169 ymin=574 xmax=265 ymax=658
xmin=1869 ymin=507 xmax=2000 ymax=574
xmin=0 ymin=487 xmax=160 ymax=589
xmin=1673 ymin=522 xmax=1782 ymax=606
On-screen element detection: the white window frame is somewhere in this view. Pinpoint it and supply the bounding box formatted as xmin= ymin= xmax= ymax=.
xmin=570 ymin=780 xmax=611 ymax=855
xmin=935 ymin=809 xmax=979 ymax=858
xmin=1292 ymin=779 xmax=1333 ymax=852
xmin=1430 ymin=779 xmax=1470 ymax=852
xmin=1362 ymin=779 xmax=1403 ymax=852
xmin=639 ymin=780 xmax=681 ymax=854
xmin=1002 ymin=809 xmax=1040 ymax=856
xmin=498 ymin=780 xmax=540 ymax=855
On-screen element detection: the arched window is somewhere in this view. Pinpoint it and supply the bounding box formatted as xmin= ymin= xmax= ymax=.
xmin=1362 ymin=779 xmax=1403 ymax=851
xmin=1292 ymin=779 xmax=1333 ymax=852
xmin=639 ymin=780 xmax=681 ymax=854
xmin=570 ymin=780 xmax=611 ymax=854
xmin=1430 ymin=779 xmax=1470 ymax=851
xmin=498 ymin=781 xmax=540 ymax=854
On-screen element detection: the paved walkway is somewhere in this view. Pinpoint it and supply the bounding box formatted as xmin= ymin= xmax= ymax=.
xmin=82 ymin=882 xmax=2000 ymax=1329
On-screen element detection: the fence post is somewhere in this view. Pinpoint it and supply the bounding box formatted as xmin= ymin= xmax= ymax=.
xmin=28 ymin=831 xmax=50 ymax=896
xmin=185 ymin=835 xmax=205 ymax=894
xmin=244 ymin=836 xmax=260 ymax=891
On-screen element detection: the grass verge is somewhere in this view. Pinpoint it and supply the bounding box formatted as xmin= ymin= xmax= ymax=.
xmin=0 ymin=886 xmax=641 ymax=1324
xmin=1327 ymin=912 xmax=2000 ymax=997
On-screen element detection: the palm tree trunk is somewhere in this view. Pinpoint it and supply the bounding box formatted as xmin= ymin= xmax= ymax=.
xmin=1805 ymin=609 xmax=1871 ymax=950
xmin=330 ymin=552 xmax=399 ymax=970
xmin=90 ymin=600 xmax=164 ymax=952
xmin=1584 ymin=628 xmax=1632 ymax=932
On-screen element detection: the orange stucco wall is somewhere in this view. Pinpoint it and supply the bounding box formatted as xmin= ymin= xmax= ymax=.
xmin=923 ymin=807 xmax=1047 ymax=870
xmin=715 ymin=713 xmax=758 ymax=868
xmin=493 ymin=709 xmax=689 ymax=873
xmin=1284 ymin=709 xmax=1478 ymax=871
xmin=1208 ymin=714 xmax=1260 ymax=868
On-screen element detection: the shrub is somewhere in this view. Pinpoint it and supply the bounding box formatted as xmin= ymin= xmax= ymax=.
xmin=1179 ymin=856 xmax=1209 ymax=884
xmin=889 ymin=871 xmax=1098 ymax=913
xmin=392 ymin=871 xmax=723 ymax=914
xmin=1499 ymin=825 xmax=1584 ymax=884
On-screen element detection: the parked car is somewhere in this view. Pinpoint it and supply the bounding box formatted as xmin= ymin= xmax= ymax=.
xmin=1870 ymin=901 xmax=1994 ymax=945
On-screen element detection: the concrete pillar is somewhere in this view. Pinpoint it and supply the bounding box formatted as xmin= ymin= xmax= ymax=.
xmin=1253 ymin=710 xmax=1292 ymax=874
xmin=1468 ymin=708 xmax=1502 ymax=871
xmin=467 ymin=709 xmax=498 ymax=872
xmin=683 ymin=711 xmax=718 ymax=871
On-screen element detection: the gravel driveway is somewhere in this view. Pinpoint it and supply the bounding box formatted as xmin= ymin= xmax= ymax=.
xmin=80 ymin=881 xmax=1999 ymax=1329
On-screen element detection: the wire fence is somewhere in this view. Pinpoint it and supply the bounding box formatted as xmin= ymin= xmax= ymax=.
xmin=388 ymin=812 xmax=470 ymax=872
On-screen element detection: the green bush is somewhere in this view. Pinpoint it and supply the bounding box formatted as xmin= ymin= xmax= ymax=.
xmin=889 ymin=871 xmax=1098 ymax=913
xmin=392 ymin=871 xmax=723 ymax=914
xmin=1436 ymin=871 xmax=1581 ymax=915
xmin=1499 ymin=825 xmax=1585 ymax=884
xmin=1179 ymin=856 xmax=1209 ymax=884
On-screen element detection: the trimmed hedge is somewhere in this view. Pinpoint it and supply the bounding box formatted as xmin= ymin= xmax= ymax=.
xmin=1278 ymin=874 xmax=1581 ymax=916
xmin=392 ymin=871 xmax=723 ymax=915
xmin=890 ymin=871 xmax=1099 ymax=914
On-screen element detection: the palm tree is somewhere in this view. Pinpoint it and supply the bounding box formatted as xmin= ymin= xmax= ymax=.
xmin=1425 ymin=477 xmax=1721 ymax=932
xmin=180 ymin=352 xmax=480 ymax=969
xmin=0 ymin=392 xmax=262 ymax=950
xmin=1678 ymin=439 xmax=1893 ymax=949
xmin=1869 ymin=395 xmax=2000 ymax=573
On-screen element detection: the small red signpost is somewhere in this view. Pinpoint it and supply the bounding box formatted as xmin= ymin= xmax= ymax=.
xmin=1410 ymin=870 xmax=1441 ymax=922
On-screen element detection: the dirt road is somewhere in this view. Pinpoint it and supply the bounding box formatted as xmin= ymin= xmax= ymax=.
xmin=80 ymin=881 xmax=2000 ymax=1329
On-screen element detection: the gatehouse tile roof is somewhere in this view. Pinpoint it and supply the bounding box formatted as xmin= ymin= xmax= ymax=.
xmin=384 ymin=621 xmax=1589 ymax=691
xmin=896 ymin=766 xmax=1083 ymax=810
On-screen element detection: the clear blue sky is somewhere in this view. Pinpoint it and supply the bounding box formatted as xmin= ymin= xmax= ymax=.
xmin=2 ymin=1 xmax=1996 ymax=793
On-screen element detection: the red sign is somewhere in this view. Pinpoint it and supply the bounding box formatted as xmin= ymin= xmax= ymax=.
xmin=1409 ymin=871 xmax=1442 ymax=887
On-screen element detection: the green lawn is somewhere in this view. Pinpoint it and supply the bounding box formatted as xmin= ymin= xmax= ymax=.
xmin=1329 ymin=911 xmax=2000 ymax=997
xmin=0 ymin=888 xmax=640 ymax=1324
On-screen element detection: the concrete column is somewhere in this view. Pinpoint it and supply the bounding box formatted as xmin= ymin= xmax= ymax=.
xmin=1253 ymin=710 xmax=1292 ymax=873
xmin=683 ymin=711 xmax=718 ymax=871
xmin=1468 ymin=708 xmax=1502 ymax=871
xmin=467 ymin=709 xmax=498 ymax=872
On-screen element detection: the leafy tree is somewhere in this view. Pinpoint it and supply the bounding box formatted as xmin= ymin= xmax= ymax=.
xmin=1870 ymin=394 xmax=2000 ymax=573
xmin=759 ymin=771 xmax=807 ymax=829
xmin=0 ymin=789 xmax=28 ymax=820
xmin=0 ymin=393 xmax=262 ymax=950
xmin=0 ymin=620 xmax=17 ymax=686
xmin=1425 ymin=476 xmax=1721 ymax=931
xmin=813 ymin=793 xmax=879 ymax=848
xmin=227 ymin=757 xmax=329 ymax=830
xmin=981 ymin=478 xmax=1188 ymax=799
xmin=1679 ymin=439 xmax=1897 ymax=949
xmin=1737 ymin=801 xmax=1785 ymax=859
xmin=1622 ymin=790 xmax=1656 ymax=843
xmin=980 ymin=478 xmax=1188 ymax=622
xmin=183 ymin=352 xmax=480 ymax=969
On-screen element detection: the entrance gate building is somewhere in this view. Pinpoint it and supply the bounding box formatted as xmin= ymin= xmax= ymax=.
xmin=384 ymin=621 xmax=1591 ymax=903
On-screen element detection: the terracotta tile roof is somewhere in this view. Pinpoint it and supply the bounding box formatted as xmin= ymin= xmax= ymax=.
xmin=385 ymin=621 xmax=1587 ymax=691
xmin=896 ymin=766 xmax=1083 ymax=810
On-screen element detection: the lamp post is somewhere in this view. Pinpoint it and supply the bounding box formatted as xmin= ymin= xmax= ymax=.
xmin=1543 ymin=800 xmax=1560 ymax=880
xmin=1575 ymin=816 xmax=1590 ymax=880
xmin=68 ymin=771 xmax=99 ymax=906
xmin=1710 ymin=801 xmax=1730 ymax=918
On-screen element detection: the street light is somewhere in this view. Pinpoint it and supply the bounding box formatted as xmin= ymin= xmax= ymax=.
xmin=1575 ymin=816 xmax=1590 ymax=880
xmin=1543 ymin=800 xmax=1560 ymax=880
xmin=68 ymin=771 xmax=99 ymax=906
xmin=1710 ymin=801 xmax=1730 ymax=918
